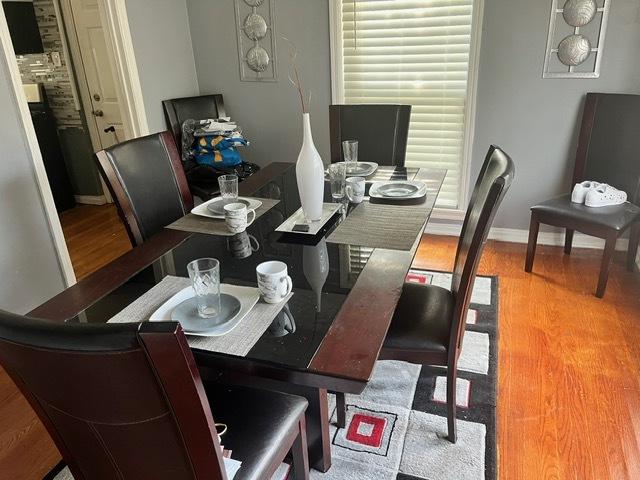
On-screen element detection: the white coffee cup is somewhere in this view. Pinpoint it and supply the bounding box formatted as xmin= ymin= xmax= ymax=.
xmin=346 ymin=176 xmax=365 ymax=203
xmin=224 ymin=202 xmax=256 ymax=234
xmin=256 ymin=261 xmax=293 ymax=304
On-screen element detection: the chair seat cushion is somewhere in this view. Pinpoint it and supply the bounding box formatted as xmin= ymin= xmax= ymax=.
xmin=383 ymin=283 xmax=455 ymax=354
xmin=204 ymin=383 xmax=307 ymax=480
xmin=531 ymin=194 xmax=640 ymax=231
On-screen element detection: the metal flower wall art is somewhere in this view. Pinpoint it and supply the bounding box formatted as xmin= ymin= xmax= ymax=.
xmin=235 ymin=0 xmax=277 ymax=81
xmin=543 ymin=0 xmax=611 ymax=78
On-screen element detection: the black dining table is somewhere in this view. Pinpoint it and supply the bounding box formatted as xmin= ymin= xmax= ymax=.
xmin=29 ymin=162 xmax=446 ymax=472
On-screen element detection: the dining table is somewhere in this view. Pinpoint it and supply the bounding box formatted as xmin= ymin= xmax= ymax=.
xmin=29 ymin=161 xmax=446 ymax=472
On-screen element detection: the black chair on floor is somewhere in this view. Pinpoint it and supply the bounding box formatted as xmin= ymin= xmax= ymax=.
xmin=0 ymin=311 xmax=309 ymax=480
xmin=525 ymin=93 xmax=640 ymax=298
xmin=335 ymin=146 xmax=514 ymax=443
xmin=95 ymin=131 xmax=193 ymax=247
xmin=163 ymin=94 xmax=259 ymax=201
xmin=329 ymin=104 xmax=411 ymax=166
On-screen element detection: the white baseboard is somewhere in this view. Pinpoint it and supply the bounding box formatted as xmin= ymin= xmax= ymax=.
xmin=74 ymin=195 xmax=107 ymax=205
xmin=425 ymin=223 xmax=630 ymax=251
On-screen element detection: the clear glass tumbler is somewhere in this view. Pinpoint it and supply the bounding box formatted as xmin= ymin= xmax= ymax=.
xmin=342 ymin=140 xmax=359 ymax=169
xmin=328 ymin=163 xmax=347 ymax=200
xmin=218 ymin=174 xmax=239 ymax=200
xmin=187 ymin=258 xmax=221 ymax=318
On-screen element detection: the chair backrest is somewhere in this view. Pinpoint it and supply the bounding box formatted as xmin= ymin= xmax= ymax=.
xmin=96 ymin=131 xmax=193 ymax=246
xmin=450 ymin=146 xmax=514 ymax=354
xmin=0 ymin=311 xmax=227 ymax=480
xmin=329 ymin=104 xmax=411 ymax=166
xmin=163 ymin=94 xmax=226 ymax=150
xmin=574 ymin=93 xmax=640 ymax=205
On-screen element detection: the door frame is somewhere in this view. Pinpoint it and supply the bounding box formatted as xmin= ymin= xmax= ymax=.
xmin=0 ymin=0 xmax=148 ymax=287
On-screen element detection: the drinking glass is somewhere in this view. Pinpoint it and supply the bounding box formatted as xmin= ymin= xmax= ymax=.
xmin=342 ymin=140 xmax=359 ymax=167
xmin=328 ymin=163 xmax=347 ymax=200
xmin=187 ymin=258 xmax=221 ymax=318
xmin=218 ymin=174 xmax=239 ymax=200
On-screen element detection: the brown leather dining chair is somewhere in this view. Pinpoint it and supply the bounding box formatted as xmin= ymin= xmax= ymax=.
xmin=525 ymin=93 xmax=640 ymax=298
xmin=95 ymin=131 xmax=193 ymax=247
xmin=329 ymin=104 xmax=412 ymax=166
xmin=335 ymin=145 xmax=514 ymax=443
xmin=0 ymin=310 xmax=310 ymax=480
xmin=163 ymin=94 xmax=227 ymax=151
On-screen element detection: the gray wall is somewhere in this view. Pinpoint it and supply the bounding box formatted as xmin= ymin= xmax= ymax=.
xmin=186 ymin=0 xmax=331 ymax=166
xmin=0 ymin=56 xmax=66 ymax=314
xmin=471 ymin=0 xmax=640 ymax=229
xmin=125 ymin=0 xmax=200 ymax=133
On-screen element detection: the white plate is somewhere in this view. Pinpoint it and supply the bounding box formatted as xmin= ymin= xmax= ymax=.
xmin=329 ymin=161 xmax=378 ymax=177
xmin=369 ymin=181 xmax=427 ymax=200
xmin=150 ymin=284 xmax=260 ymax=337
xmin=191 ymin=197 xmax=263 ymax=219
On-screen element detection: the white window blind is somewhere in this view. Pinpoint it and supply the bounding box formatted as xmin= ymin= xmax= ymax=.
xmin=337 ymin=0 xmax=475 ymax=209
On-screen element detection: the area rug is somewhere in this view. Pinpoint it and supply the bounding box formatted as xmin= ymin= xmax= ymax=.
xmin=314 ymin=269 xmax=499 ymax=480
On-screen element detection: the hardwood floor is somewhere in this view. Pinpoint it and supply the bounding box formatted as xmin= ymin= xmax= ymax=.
xmin=1 ymin=221 xmax=639 ymax=479
xmin=415 ymin=235 xmax=640 ymax=479
xmin=59 ymin=204 xmax=132 ymax=280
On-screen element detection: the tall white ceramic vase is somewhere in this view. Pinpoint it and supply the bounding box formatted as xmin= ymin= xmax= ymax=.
xmin=296 ymin=113 xmax=324 ymax=222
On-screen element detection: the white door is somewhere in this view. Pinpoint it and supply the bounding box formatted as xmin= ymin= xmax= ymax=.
xmin=69 ymin=0 xmax=125 ymax=150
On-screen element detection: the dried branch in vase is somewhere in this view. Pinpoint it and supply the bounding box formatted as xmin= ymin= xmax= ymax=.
xmin=283 ymin=37 xmax=311 ymax=114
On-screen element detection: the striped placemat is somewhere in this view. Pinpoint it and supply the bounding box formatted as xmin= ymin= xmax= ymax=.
xmin=108 ymin=276 xmax=291 ymax=356
xmin=326 ymin=202 xmax=429 ymax=251
xmin=166 ymin=197 xmax=280 ymax=237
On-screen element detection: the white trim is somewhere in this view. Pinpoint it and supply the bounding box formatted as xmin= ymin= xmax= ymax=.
xmin=425 ymin=222 xmax=630 ymax=251
xmin=458 ymin=0 xmax=484 ymax=211
xmin=0 ymin=10 xmax=76 ymax=287
xmin=430 ymin=208 xmax=468 ymax=222
xmin=74 ymin=195 xmax=108 ymax=205
xmin=99 ymin=0 xmax=149 ymax=137
xmin=328 ymin=0 xmax=343 ymax=104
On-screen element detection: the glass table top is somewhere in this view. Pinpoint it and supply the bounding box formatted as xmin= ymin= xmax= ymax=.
xmin=69 ymin=164 xmax=436 ymax=373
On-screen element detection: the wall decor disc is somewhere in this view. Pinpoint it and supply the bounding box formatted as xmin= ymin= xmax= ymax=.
xmin=557 ymin=34 xmax=592 ymax=66
xmin=562 ymin=0 xmax=598 ymax=27
xmin=243 ymin=13 xmax=268 ymax=40
xmin=246 ymin=45 xmax=270 ymax=72
xmin=244 ymin=0 xmax=264 ymax=6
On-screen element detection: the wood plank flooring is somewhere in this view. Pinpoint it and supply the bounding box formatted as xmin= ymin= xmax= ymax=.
xmin=1 ymin=205 xmax=639 ymax=479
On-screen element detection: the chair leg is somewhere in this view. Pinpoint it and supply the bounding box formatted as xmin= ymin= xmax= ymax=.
xmin=596 ymin=235 xmax=617 ymax=298
xmin=564 ymin=229 xmax=574 ymax=255
xmin=627 ymin=223 xmax=640 ymax=272
xmin=525 ymin=214 xmax=540 ymax=272
xmin=446 ymin=363 xmax=458 ymax=443
xmin=335 ymin=392 xmax=346 ymax=428
xmin=291 ymin=417 xmax=310 ymax=480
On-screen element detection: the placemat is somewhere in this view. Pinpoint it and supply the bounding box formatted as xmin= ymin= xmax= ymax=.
xmin=166 ymin=197 xmax=280 ymax=237
xmin=108 ymin=275 xmax=291 ymax=356
xmin=366 ymin=166 xmax=419 ymax=183
xmin=326 ymin=202 xmax=429 ymax=251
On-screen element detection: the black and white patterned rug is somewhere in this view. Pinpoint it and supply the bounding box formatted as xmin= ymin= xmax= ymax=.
xmin=314 ymin=269 xmax=498 ymax=480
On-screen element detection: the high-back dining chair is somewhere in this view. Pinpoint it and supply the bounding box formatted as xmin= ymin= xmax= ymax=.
xmin=95 ymin=131 xmax=193 ymax=247
xmin=329 ymin=104 xmax=411 ymax=166
xmin=335 ymin=146 xmax=514 ymax=442
xmin=163 ymin=94 xmax=226 ymax=151
xmin=525 ymin=93 xmax=640 ymax=297
xmin=0 ymin=310 xmax=309 ymax=480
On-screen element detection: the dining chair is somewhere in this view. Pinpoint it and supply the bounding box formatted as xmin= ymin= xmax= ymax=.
xmin=0 ymin=310 xmax=310 ymax=480
xmin=525 ymin=93 xmax=640 ymax=298
xmin=95 ymin=131 xmax=193 ymax=247
xmin=334 ymin=145 xmax=514 ymax=443
xmin=329 ymin=104 xmax=411 ymax=166
xmin=163 ymin=94 xmax=227 ymax=150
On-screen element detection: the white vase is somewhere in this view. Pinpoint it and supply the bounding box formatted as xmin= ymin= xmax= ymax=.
xmin=296 ymin=113 xmax=325 ymax=222
xmin=303 ymin=238 xmax=329 ymax=312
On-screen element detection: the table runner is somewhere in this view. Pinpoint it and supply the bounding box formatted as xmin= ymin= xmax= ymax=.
xmin=326 ymin=202 xmax=429 ymax=251
xmin=108 ymin=275 xmax=291 ymax=356
xmin=365 ymin=166 xmax=419 ymax=183
xmin=166 ymin=197 xmax=280 ymax=237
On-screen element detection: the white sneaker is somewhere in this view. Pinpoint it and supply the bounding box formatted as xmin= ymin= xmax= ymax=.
xmin=584 ymin=185 xmax=627 ymax=207
xmin=571 ymin=181 xmax=601 ymax=203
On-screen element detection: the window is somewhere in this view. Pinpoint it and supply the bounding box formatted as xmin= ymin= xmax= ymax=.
xmin=331 ymin=0 xmax=481 ymax=209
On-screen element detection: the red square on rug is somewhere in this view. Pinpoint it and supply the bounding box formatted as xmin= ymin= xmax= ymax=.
xmin=346 ymin=413 xmax=387 ymax=448
xmin=405 ymin=272 xmax=431 ymax=284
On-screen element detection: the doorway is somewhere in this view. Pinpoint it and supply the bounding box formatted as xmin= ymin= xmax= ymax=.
xmin=1 ymin=0 xmax=145 ymax=281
